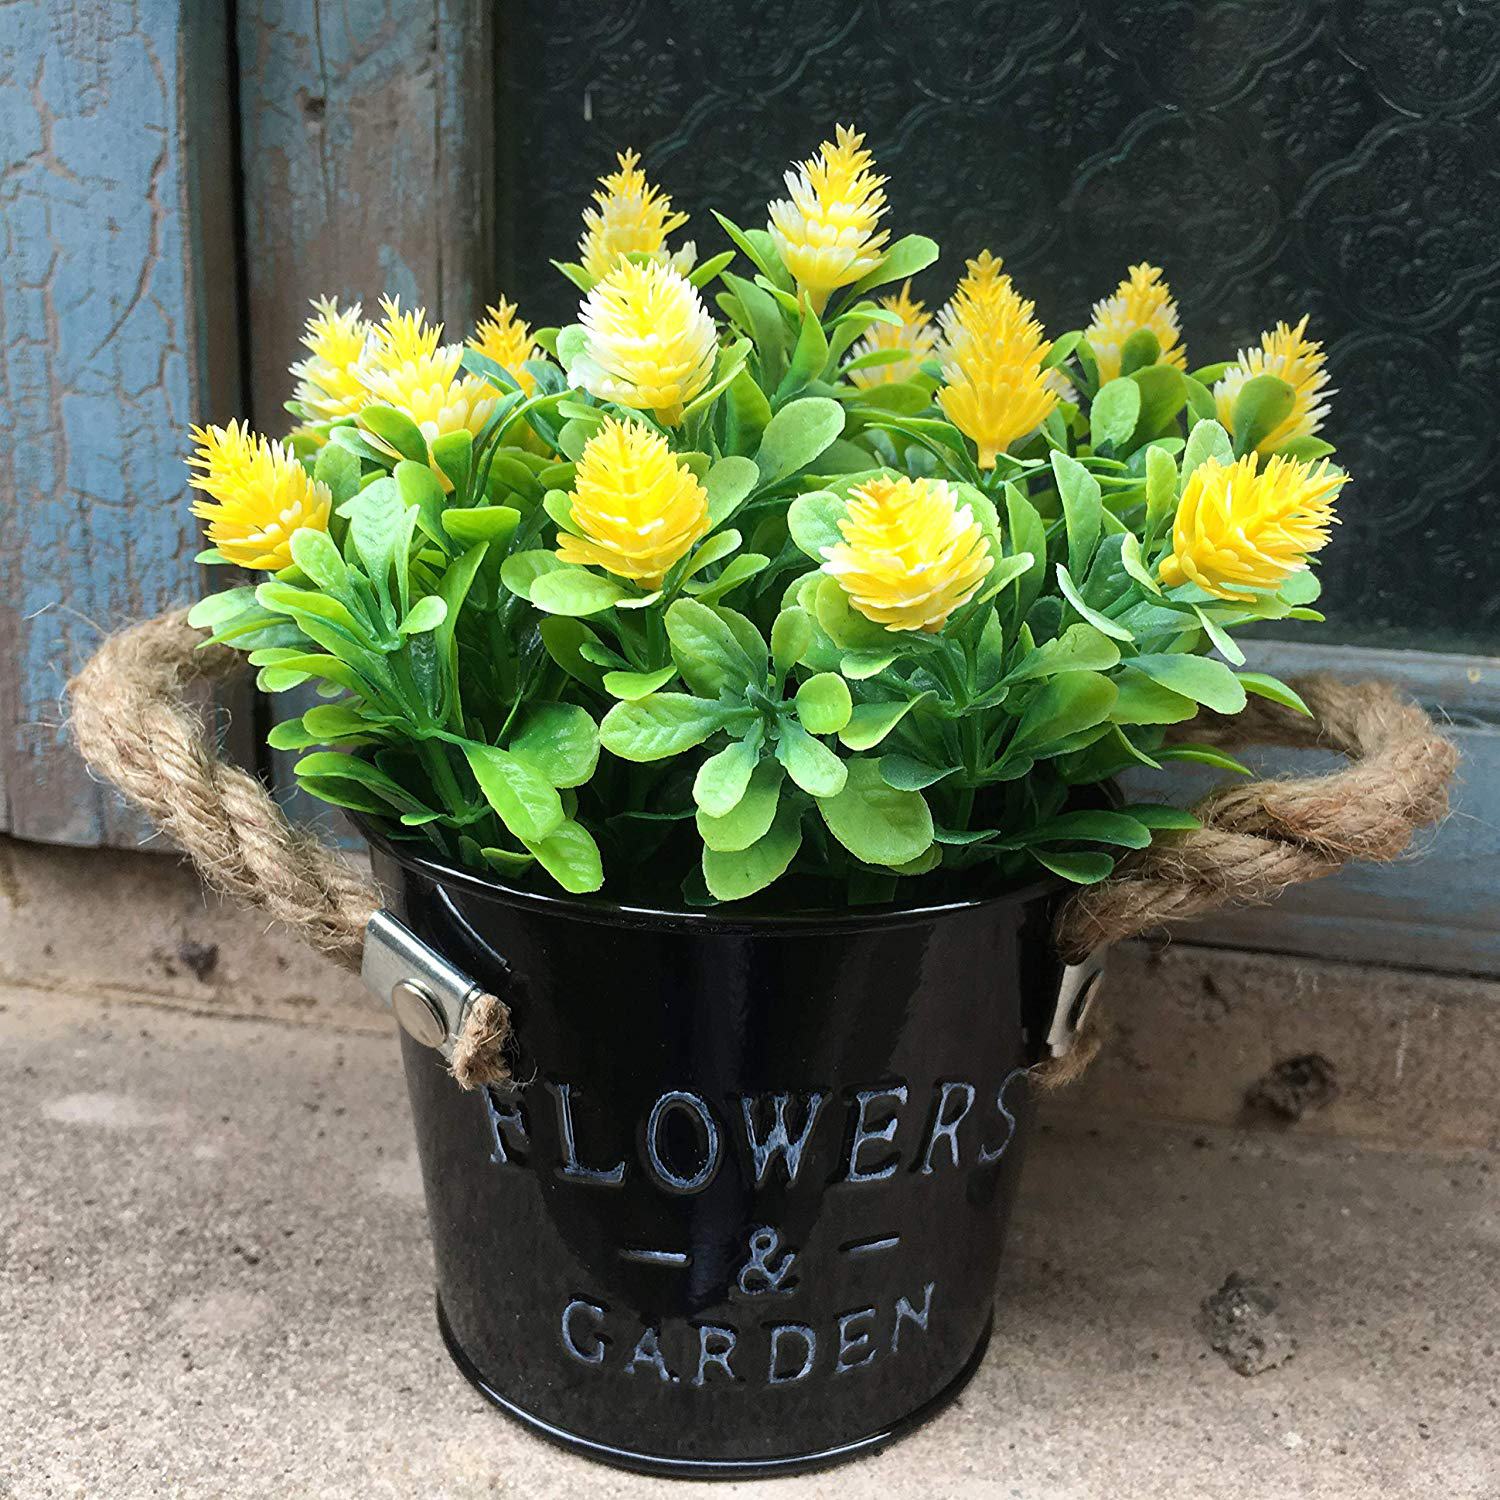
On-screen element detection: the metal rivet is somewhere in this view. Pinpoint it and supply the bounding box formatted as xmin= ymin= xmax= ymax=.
xmin=391 ymin=979 xmax=447 ymax=1049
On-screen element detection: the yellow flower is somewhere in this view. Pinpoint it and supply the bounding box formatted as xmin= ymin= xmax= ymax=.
xmin=767 ymin=124 xmax=890 ymax=314
xmin=468 ymin=297 xmax=538 ymax=395
xmin=579 ymin=148 xmax=694 ymax=281
xmin=936 ymin=251 xmax=1057 ymax=469
xmin=358 ymin=298 xmax=496 ymax=480
xmin=187 ymin=422 xmax=332 ymax=571
xmin=556 ymin=418 xmax=710 ymax=587
xmin=1084 ymin=263 xmax=1187 ymax=383
xmin=573 ymin=259 xmax=718 ymax=426
xmin=1158 ymin=453 xmax=1345 ymax=600
xmin=370 ymin=294 xmax=442 ymax=365
xmin=289 ymin=297 xmax=374 ymax=424
xmin=846 ymin=281 xmax=938 ymax=387
xmin=1213 ymin=316 xmax=1333 ymax=454
xmin=821 ymin=474 xmax=993 ymax=632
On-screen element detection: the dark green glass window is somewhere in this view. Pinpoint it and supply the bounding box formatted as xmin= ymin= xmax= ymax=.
xmin=499 ymin=1 xmax=1500 ymax=652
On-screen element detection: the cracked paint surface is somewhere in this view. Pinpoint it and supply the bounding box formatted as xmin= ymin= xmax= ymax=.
xmin=0 ymin=2 xmax=206 ymax=844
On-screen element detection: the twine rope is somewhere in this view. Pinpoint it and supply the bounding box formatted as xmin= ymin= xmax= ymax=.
xmin=68 ymin=608 xmax=510 ymax=1088
xmin=70 ymin=611 xmax=1455 ymax=1092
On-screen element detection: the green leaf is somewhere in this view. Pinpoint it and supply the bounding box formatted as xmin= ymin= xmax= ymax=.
xmin=771 ymin=608 xmax=815 ymax=674
xmin=1007 ymin=670 xmax=1118 ymax=758
xmin=665 ymin=598 xmax=757 ymax=698
xmin=1182 ymin=418 xmax=1233 ymax=477
xmin=539 ymin=616 xmax=607 ymax=692
xmin=188 ymin=586 xmax=259 ymax=632
xmin=778 ymin=302 xmax=830 ymax=398
xmin=1238 ymin=671 xmax=1312 ymax=716
xmin=509 ymin=702 xmax=599 ymax=788
xmin=312 ymin=442 xmax=362 ymax=506
xmin=1090 ymin=378 xmax=1142 ymax=451
xmin=688 ymin=249 xmax=736 ymax=288
xmin=711 ymin=212 xmax=787 ymax=287
xmin=1130 ymin=364 xmax=1187 ymax=438
xmin=1133 ymin=654 xmax=1247 ymax=714
xmin=1028 ymin=810 xmax=1153 ymax=849
xmin=462 ymin=743 xmax=566 ymax=844
xmin=1229 ymin=373 xmax=1295 ymax=456
xmin=1056 ymin=563 xmax=1134 ymax=641
xmin=1120 ymin=532 xmax=1163 ymax=596
xmin=397 ymin=594 xmax=447 ymax=635
xmin=786 ymin=489 xmax=847 ymax=560
xmin=344 ymin=477 xmax=412 ymax=608
xmin=794 ymin=673 xmax=852 ymax=735
xmin=358 ymin=404 xmax=427 ymax=463
xmin=1031 ymin=848 xmax=1115 ymax=884
xmin=847 ymin=234 xmax=939 ymax=299
xmin=756 ymin=397 xmax=846 ymax=484
xmin=1051 ymin=451 xmax=1102 ymax=579
xmin=430 ymin=430 xmax=473 ymax=495
xmin=702 ymin=798 xmax=803 ymax=900
xmin=712 ymin=604 xmax=770 ymax=681
xmin=1006 ymin=623 xmax=1120 ymax=682
xmin=1193 ymin=605 xmax=1246 ymax=665
xmin=1004 ymin=483 xmax=1049 ymax=621
xmin=814 ymin=573 xmax=891 ymax=650
xmin=523 ymin=819 xmax=603 ymax=894
xmin=698 ymin=756 xmax=782 ymax=850
xmin=686 ymin=552 xmax=769 ymax=605
xmin=877 ymin=755 xmax=957 ymax=791
xmin=678 ymin=529 xmax=741 ymax=584
xmin=530 ymin=567 xmax=628 ymax=617
xmin=839 ymin=694 xmax=927 ymax=751
xmin=1118 ymin=328 xmax=1160 ymax=377
xmin=396 ymin=459 xmax=447 ymax=555
xmin=292 ymin=753 xmax=428 ymax=815
xmin=1109 ymin=666 xmax=1200 ymax=725
xmin=1145 ymin=445 xmax=1179 ymax=539
xmin=693 ymin=736 xmax=762 ymax=820
xmin=818 ymin=757 xmax=934 ymax=867
xmin=501 ymin=549 xmax=567 ymax=602
xmin=704 ymin=455 xmax=760 ymax=525
xmin=599 ymin=694 xmax=741 ymax=762
xmin=603 ymin=665 xmax=677 ymax=700
xmin=1274 ymin=435 xmax=1336 ymax=463
xmin=442 ymin=505 xmax=521 ymax=548
xmin=1154 ymin=743 xmax=1252 ymax=775
xmin=1125 ymin=803 xmax=1202 ymax=831
xmin=839 ymin=650 xmax=898 ymax=680
xmin=775 ymin=721 xmax=848 ymax=797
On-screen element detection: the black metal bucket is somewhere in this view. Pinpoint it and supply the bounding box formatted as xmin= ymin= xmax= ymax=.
xmin=371 ymin=840 xmax=1070 ymax=1480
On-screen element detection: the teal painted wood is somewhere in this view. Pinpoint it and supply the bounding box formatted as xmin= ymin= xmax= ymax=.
xmin=0 ymin=0 xmax=242 ymax=846
xmin=235 ymin=0 xmax=496 ymax=425
xmin=235 ymin=0 xmax=495 ymax=835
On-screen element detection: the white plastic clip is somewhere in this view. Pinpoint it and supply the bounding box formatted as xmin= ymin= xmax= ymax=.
xmin=1047 ymin=948 xmax=1107 ymax=1059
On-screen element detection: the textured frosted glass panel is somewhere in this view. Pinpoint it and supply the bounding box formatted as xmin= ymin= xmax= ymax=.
xmin=500 ymin=0 xmax=1500 ymax=651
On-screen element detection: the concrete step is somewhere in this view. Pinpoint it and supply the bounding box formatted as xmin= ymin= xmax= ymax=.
xmin=2 ymin=989 xmax=1494 ymax=1499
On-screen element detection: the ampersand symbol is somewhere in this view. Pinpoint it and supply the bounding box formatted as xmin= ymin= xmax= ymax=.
xmin=736 ymin=1225 xmax=797 ymax=1296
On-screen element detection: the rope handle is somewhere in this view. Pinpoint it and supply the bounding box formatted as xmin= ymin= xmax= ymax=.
xmin=69 ymin=609 xmax=1457 ymax=1091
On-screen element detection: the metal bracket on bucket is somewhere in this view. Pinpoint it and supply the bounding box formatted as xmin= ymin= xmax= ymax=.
xmin=1046 ymin=947 xmax=1107 ymax=1059
xmin=362 ymin=909 xmax=487 ymax=1064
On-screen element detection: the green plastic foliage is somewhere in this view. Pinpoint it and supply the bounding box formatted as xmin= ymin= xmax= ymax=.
xmin=794 ymin=673 xmax=852 ymax=735
xmin=193 ymin=172 xmax=1343 ymax=904
xmin=819 ymin=759 xmax=934 ymax=868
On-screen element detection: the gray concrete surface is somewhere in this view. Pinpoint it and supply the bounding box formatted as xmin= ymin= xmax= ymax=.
xmin=3 ymin=989 xmax=1495 ymax=1499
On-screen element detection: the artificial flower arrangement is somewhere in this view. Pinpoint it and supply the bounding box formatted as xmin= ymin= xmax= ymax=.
xmin=186 ymin=126 xmax=1342 ymax=907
